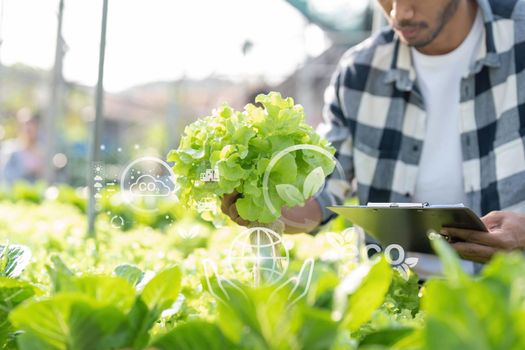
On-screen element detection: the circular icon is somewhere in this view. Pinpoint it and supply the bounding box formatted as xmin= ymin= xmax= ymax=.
xmin=110 ymin=215 xmax=125 ymax=229
xmin=366 ymin=243 xmax=382 ymax=256
xmin=262 ymin=144 xmax=347 ymax=230
xmin=384 ymin=244 xmax=405 ymax=266
xmin=120 ymin=157 xmax=178 ymax=212
xmin=227 ymin=227 xmax=289 ymax=287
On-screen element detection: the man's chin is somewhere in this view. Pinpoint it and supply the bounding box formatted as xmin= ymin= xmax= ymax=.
xmin=398 ymin=36 xmax=419 ymax=47
xmin=398 ymin=35 xmax=432 ymax=49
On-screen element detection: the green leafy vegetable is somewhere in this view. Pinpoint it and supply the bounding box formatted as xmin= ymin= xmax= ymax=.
xmin=8 ymin=266 xmax=183 ymax=350
xmin=114 ymin=264 xmax=144 ymax=287
xmin=140 ymin=266 xmax=182 ymax=312
xmin=420 ymin=238 xmax=525 ymax=350
xmin=46 ymin=255 xmax=76 ymax=293
xmin=168 ymin=92 xmax=335 ymax=223
xmin=151 ymin=320 xmax=238 ymax=350
xmin=342 ymin=257 xmax=393 ymax=332
xmin=10 ymin=294 xmax=128 ymax=350
xmin=0 ymin=185 xmax=524 ymax=350
xmin=214 ymin=283 xmax=338 ymax=350
xmin=0 ymin=244 xmax=32 ymax=278
xmin=0 ymin=278 xmax=42 ymax=347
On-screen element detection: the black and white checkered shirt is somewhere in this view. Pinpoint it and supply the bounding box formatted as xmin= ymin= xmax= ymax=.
xmin=316 ymin=0 xmax=525 ymax=223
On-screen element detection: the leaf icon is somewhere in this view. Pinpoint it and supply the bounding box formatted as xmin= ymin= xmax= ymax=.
xmin=302 ymin=166 xmax=325 ymax=199
xmin=405 ymin=257 xmax=419 ymax=268
xmin=276 ymin=184 xmax=304 ymax=207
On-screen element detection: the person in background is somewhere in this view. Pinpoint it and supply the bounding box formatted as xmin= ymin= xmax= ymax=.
xmin=1 ymin=108 xmax=44 ymax=185
xmin=223 ymin=0 xmax=525 ymax=272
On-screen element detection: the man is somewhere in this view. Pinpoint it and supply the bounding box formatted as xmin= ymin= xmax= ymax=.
xmin=224 ymin=0 xmax=525 ymax=264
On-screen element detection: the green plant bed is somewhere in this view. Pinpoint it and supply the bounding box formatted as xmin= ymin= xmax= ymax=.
xmin=0 ymin=200 xmax=524 ymax=350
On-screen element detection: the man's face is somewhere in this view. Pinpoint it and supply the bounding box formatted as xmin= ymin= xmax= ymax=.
xmin=378 ymin=0 xmax=460 ymax=48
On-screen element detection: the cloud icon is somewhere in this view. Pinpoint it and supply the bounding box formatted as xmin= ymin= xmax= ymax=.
xmin=129 ymin=174 xmax=171 ymax=197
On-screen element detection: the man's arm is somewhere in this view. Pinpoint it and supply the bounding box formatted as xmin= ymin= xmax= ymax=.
xmin=443 ymin=211 xmax=525 ymax=263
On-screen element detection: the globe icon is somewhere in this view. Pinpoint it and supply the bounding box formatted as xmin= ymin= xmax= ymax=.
xmin=228 ymin=227 xmax=289 ymax=287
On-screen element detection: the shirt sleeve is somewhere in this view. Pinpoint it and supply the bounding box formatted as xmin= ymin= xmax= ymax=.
xmin=315 ymin=64 xmax=355 ymax=224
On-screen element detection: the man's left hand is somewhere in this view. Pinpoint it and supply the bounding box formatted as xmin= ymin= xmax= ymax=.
xmin=443 ymin=211 xmax=525 ymax=263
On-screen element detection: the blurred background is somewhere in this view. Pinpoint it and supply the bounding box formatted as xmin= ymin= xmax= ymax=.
xmin=0 ymin=0 xmax=384 ymax=188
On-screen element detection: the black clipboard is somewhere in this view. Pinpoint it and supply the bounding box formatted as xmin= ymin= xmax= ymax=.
xmin=328 ymin=203 xmax=488 ymax=254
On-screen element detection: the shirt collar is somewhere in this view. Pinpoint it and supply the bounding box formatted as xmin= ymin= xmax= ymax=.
xmin=384 ymin=0 xmax=500 ymax=91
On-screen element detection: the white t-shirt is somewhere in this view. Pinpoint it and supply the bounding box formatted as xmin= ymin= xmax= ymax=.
xmin=412 ymin=10 xmax=483 ymax=205
xmin=410 ymin=10 xmax=484 ymax=277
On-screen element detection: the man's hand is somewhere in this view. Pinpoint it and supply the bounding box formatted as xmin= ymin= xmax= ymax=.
xmin=220 ymin=192 xmax=251 ymax=226
xmin=443 ymin=211 xmax=525 ymax=263
xmin=220 ymin=192 xmax=323 ymax=232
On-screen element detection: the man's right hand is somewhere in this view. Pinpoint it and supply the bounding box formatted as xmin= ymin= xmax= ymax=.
xmin=220 ymin=191 xmax=323 ymax=233
xmin=220 ymin=191 xmax=251 ymax=226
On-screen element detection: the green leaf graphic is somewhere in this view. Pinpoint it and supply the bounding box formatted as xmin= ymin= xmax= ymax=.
xmin=276 ymin=184 xmax=304 ymax=207
xmin=302 ymin=166 xmax=325 ymax=199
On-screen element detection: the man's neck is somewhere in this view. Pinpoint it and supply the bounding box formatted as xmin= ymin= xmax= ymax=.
xmin=417 ymin=0 xmax=479 ymax=55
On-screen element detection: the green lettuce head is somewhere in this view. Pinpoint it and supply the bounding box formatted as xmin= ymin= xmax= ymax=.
xmin=168 ymin=92 xmax=335 ymax=224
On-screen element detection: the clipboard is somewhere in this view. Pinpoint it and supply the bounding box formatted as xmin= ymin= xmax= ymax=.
xmin=328 ymin=203 xmax=488 ymax=254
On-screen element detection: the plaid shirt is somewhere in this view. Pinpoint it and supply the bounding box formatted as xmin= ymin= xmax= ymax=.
xmin=316 ymin=0 xmax=525 ymax=223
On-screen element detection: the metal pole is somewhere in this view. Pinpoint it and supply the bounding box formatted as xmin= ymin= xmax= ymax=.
xmin=166 ymin=86 xmax=179 ymax=152
xmin=44 ymin=0 xmax=65 ymax=184
xmin=87 ymin=0 xmax=109 ymax=238
xmin=0 ymin=0 xmax=5 ymax=121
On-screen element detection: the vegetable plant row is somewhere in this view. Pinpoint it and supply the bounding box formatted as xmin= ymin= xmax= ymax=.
xmin=0 ymin=199 xmax=524 ymax=350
